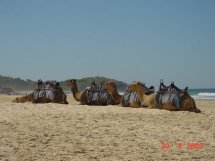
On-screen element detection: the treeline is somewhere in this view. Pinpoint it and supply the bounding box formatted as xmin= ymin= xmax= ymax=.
xmin=0 ymin=75 xmax=35 ymax=91
xmin=0 ymin=75 xmax=127 ymax=92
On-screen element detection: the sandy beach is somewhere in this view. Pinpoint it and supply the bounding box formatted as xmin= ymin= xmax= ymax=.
xmin=0 ymin=94 xmax=214 ymax=161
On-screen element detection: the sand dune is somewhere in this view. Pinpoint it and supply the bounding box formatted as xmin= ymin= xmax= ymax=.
xmin=0 ymin=94 xmax=215 ymax=161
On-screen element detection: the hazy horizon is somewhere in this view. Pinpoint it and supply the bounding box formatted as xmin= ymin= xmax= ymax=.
xmin=0 ymin=0 xmax=215 ymax=89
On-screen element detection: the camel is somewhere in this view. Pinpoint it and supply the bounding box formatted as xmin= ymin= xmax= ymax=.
xmin=121 ymin=83 xmax=155 ymax=108
xmin=13 ymin=82 xmax=68 ymax=104
xmin=67 ymin=79 xmax=88 ymax=104
xmin=67 ymin=79 xmax=113 ymax=105
xmin=128 ymin=81 xmax=201 ymax=113
xmin=13 ymin=92 xmax=68 ymax=104
xmin=102 ymin=81 xmax=122 ymax=105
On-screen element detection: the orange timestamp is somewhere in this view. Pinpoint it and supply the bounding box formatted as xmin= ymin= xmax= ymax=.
xmin=161 ymin=142 xmax=204 ymax=150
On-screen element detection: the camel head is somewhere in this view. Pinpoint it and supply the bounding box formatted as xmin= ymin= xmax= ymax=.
xmin=12 ymin=96 xmax=28 ymax=103
xmin=127 ymin=81 xmax=146 ymax=94
xmin=103 ymin=82 xmax=117 ymax=92
xmin=67 ymin=79 xmax=77 ymax=89
xmin=183 ymin=94 xmax=201 ymax=113
xmin=127 ymin=81 xmax=155 ymax=95
xmin=126 ymin=84 xmax=132 ymax=90
xmin=12 ymin=97 xmax=20 ymax=103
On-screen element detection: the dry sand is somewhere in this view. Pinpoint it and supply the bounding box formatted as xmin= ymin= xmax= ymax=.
xmin=0 ymin=94 xmax=214 ymax=161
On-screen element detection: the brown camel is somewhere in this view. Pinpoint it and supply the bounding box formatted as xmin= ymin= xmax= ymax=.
xmin=67 ymin=79 xmax=87 ymax=104
xmin=121 ymin=83 xmax=155 ymax=108
xmin=67 ymin=79 xmax=113 ymax=105
xmin=102 ymin=81 xmax=122 ymax=105
xmin=128 ymin=81 xmax=201 ymax=112
xmin=13 ymin=83 xmax=68 ymax=104
xmin=13 ymin=92 xmax=68 ymax=104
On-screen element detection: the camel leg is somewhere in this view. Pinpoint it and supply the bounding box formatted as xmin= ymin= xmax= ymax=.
xmin=141 ymin=101 xmax=150 ymax=108
xmin=130 ymin=102 xmax=141 ymax=108
xmin=120 ymin=99 xmax=126 ymax=107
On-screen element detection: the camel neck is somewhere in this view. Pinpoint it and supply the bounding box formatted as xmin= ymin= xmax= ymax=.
xmin=109 ymin=89 xmax=122 ymax=104
xmin=136 ymin=91 xmax=145 ymax=102
xmin=70 ymin=85 xmax=80 ymax=101
xmin=112 ymin=90 xmax=121 ymax=97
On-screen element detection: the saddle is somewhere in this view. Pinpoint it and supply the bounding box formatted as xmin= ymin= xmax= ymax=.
xmin=144 ymin=85 xmax=155 ymax=95
xmin=33 ymin=81 xmax=62 ymax=101
xmin=156 ymin=80 xmax=188 ymax=110
xmin=85 ymin=84 xmax=112 ymax=105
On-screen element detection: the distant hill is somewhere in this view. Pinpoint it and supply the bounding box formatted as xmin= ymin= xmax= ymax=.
xmin=0 ymin=75 xmax=127 ymax=92
xmin=62 ymin=76 xmax=127 ymax=92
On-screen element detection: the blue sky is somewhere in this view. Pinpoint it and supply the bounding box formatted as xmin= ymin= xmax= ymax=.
xmin=0 ymin=0 xmax=214 ymax=88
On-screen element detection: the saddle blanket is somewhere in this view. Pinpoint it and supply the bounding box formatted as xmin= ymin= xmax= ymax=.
xmin=123 ymin=90 xmax=140 ymax=106
xmin=156 ymin=93 xmax=183 ymax=110
xmin=85 ymin=89 xmax=111 ymax=105
xmin=34 ymin=89 xmax=55 ymax=100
